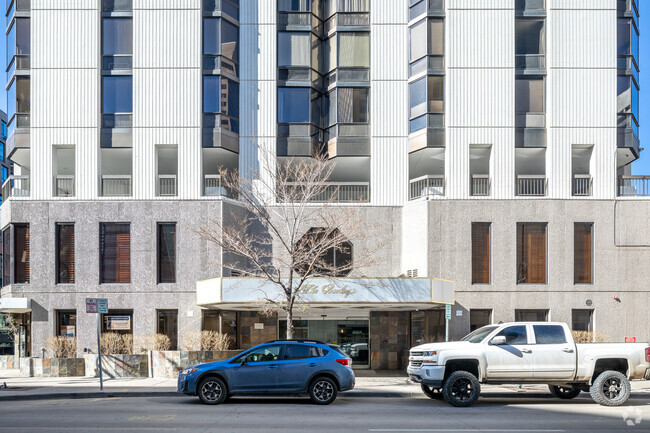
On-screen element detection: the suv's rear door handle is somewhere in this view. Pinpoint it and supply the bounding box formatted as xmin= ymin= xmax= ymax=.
xmin=308 ymin=363 xmax=318 ymax=367
xmin=562 ymin=348 xmax=574 ymax=353
xmin=267 ymin=364 xmax=278 ymax=369
xmin=521 ymin=348 xmax=532 ymax=353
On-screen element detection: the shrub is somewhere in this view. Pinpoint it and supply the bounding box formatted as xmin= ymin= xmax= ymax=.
xmin=572 ymin=330 xmax=609 ymax=343
xmin=46 ymin=336 xmax=77 ymax=358
xmin=181 ymin=331 xmax=234 ymax=351
xmin=133 ymin=334 xmax=172 ymax=353
xmin=100 ymin=332 xmax=133 ymax=354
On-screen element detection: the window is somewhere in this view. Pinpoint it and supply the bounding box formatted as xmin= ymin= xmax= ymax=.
xmin=100 ymin=223 xmax=130 ymax=284
xmin=283 ymin=344 xmax=322 ymax=360
xmin=338 ymin=33 xmax=369 ymax=68
xmin=572 ymin=310 xmax=593 ymax=333
xmin=8 ymin=77 xmax=30 ymax=119
xmin=157 ymin=309 xmax=178 ymax=350
xmin=471 ymin=223 xmax=490 ymax=284
xmin=574 ymin=223 xmax=593 ymax=284
xmin=1 ymin=121 xmax=7 ymax=140
xmin=337 ymin=88 xmax=369 ymax=123
xmin=410 ymin=19 xmax=426 ymax=63
xmin=515 ymin=77 xmax=544 ymax=113
xmin=409 ymin=76 xmax=443 ymax=133
xmin=278 ymin=0 xmax=311 ymax=11
xmin=7 ymin=18 xmax=30 ymax=61
xmin=516 ymin=223 xmax=547 ymax=284
xmin=1 ymin=167 xmax=8 ymax=183
xmin=2 ymin=228 xmax=10 ymax=287
xmin=56 ymin=310 xmax=76 ymax=338
xmin=409 ymin=19 xmax=443 ymax=64
xmin=158 ymin=223 xmax=176 ymax=284
xmin=533 ymin=325 xmax=566 ymax=344
xmin=515 ymin=20 xmax=545 ymax=55
xmin=237 ymin=345 xmax=282 ymax=363
xmin=515 ymin=309 xmax=548 ymax=322
xmin=204 ymin=18 xmax=239 ymax=72
xmin=495 ymin=325 xmax=527 ymax=345
xmin=102 ymin=18 xmax=133 ymax=55
xmin=294 ymin=228 xmax=352 ymax=277
xmin=469 ymin=310 xmax=492 ymax=332
xmin=278 ymin=87 xmax=311 ymax=123
xmin=56 ymin=224 xmax=75 ymax=284
xmin=102 ymin=76 xmax=133 ymax=114
xmin=618 ymin=18 xmax=639 ymax=59
xmin=14 ymin=224 xmax=29 ymax=284
xmin=278 ymin=32 xmax=311 ymax=67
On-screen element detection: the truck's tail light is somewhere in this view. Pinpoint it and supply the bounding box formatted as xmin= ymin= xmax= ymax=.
xmin=336 ymin=358 xmax=350 ymax=366
xmin=646 ymin=347 xmax=650 ymax=363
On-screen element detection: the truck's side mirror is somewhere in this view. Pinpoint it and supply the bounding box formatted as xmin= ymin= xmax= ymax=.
xmin=490 ymin=336 xmax=507 ymax=346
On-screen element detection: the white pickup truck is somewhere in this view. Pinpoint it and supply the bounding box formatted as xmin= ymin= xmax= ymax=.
xmin=407 ymin=322 xmax=650 ymax=407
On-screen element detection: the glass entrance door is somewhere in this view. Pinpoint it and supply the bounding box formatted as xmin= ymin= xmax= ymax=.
xmin=279 ymin=319 xmax=370 ymax=368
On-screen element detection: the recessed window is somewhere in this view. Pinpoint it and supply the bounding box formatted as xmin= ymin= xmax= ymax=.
xmin=471 ymin=223 xmax=490 ymax=285
xmin=278 ymin=32 xmax=311 ymax=67
xmin=337 ymin=88 xmax=369 ymax=124
xmin=2 ymin=228 xmax=10 ymax=287
xmin=157 ymin=223 xmax=177 ymax=284
xmin=469 ymin=309 xmax=492 ymax=332
xmin=14 ymin=224 xmax=30 ymax=284
xmin=515 ymin=20 xmax=545 ymax=55
xmin=56 ymin=224 xmax=75 ymax=284
xmin=294 ymin=228 xmax=353 ymax=277
xmin=515 ymin=77 xmax=544 ymax=113
xmin=574 ymin=223 xmax=593 ymax=284
xmin=516 ymin=223 xmax=547 ymax=284
xmin=100 ymin=223 xmax=131 ymax=284
xmin=278 ymin=87 xmax=311 ymax=123
xmin=102 ymin=18 xmax=133 ymax=56
xmin=515 ymin=309 xmax=548 ymax=322
xmin=102 ymin=76 xmax=133 ymax=114
xmin=572 ymin=309 xmax=593 ymax=332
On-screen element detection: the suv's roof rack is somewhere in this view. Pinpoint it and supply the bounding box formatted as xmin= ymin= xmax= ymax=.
xmin=266 ymin=339 xmax=327 ymax=345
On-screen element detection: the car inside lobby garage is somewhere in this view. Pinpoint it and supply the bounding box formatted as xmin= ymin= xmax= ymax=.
xmin=196 ymin=277 xmax=454 ymax=370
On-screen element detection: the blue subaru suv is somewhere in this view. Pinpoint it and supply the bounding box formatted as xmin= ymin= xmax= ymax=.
xmin=178 ymin=339 xmax=355 ymax=405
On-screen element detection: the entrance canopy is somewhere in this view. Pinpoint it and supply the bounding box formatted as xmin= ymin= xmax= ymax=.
xmin=0 ymin=298 xmax=32 ymax=313
xmin=197 ymin=277 xmax=454 ymax=312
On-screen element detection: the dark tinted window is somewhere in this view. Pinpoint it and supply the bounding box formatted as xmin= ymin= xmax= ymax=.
xmin=238 ymin=345 xmax=281 ymax=363
xmin=496 ymin=325 xmax=527 ymax=345
xmin=283 ymin=344 xmax=322 ymax=360
xmin=533 ymin=325 xmax=567 ymax=344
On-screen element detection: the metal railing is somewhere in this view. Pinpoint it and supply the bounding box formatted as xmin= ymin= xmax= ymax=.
xmin=157 ymin=175 xmax=177 ymax=197
xmin=471 ymin=175 xmax=490 ymax=196
xmin=101 ymin=175 xmax=132 ymax=197
xmin=409 ymin=175 xmax=445 ymax=200
xmin=618 ymin=176 xmax=650 ymax=197
xmin=204 ymin=175 xmax=230 ymax=197
xmin=102 ymin=55 xmax=132 ymax=70
xmin=515 ymin=54 xmax=546 ymax=70
xmin=572 ymin=175 xmax=592 ymax=197
xmin=517 ymin=175 xmax=546 ymax=196
xmin=2 ymin=175 xmax=30 ymax=199
xmin=102 ymin=114 xmax=133 ymax=129
xmin=284 ymin=182 xmax=370 ymax=203
xmin=55 ymin=175 xmax=75 ymax=197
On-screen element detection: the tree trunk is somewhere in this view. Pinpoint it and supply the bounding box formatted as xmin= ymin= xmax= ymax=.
xmin=286 ymin=309 xmax=294 ymax=339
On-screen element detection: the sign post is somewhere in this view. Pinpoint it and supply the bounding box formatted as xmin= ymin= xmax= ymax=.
xmin=445 ymin=304 xmax=452 ymax=342
xmin=87 ymin=298 xmax=108 ymax=391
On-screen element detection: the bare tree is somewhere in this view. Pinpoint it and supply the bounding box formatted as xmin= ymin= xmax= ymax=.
xmin=197 ymin=151 xmax=380 ymax=339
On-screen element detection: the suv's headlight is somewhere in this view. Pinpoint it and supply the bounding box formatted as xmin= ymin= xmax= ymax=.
xmin=181 ymin=367 xmax=197 ymax=375
xmin=422 ymin=351 xmax=437 ymax=357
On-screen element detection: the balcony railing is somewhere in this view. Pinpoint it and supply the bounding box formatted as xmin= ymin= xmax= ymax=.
xmin=471 ymin=175 xmax=490 ymax=197
xmin=517 ymin=175 xmax=546 ymax=196
xmin=204 ymin=175 xmax=230 ymax=197
xmin=618 ymin=175 xmax=650 ymax=197
xmin=2 ymin=175 xmax=30 ymax=199
xmin=101 ymin=175 xmax=132 ymax=197
xmin=157 ymin=175 xmax=177 ymax=197
xmin=55 ymin=175 xmax=75 ymax=197
xmin=409 ymin=175 xmax=445 ymax=200
xmin=203 ymin=0 xmax=239 ymax=20
xmin=515 ymin=54 xmax=546 ymax=71
xmin=572 ymin=174 xmax=592 ymax=197
xmin=102 ymin=114 xmax=133 ymax=129
xmin=102 ymin=55 xmax=132 ymax=70
xmin=284 ymin=182 xmax=370 ymax=203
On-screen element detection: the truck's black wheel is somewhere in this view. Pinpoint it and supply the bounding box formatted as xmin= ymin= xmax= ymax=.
xmin=442 ymin=371 xmax=481 ymax=407
xmin=589 ymin=370 xmax=631 ymax=406
xmin=421 ymin=384 xmax=444 ymax=400
xmin=548 ymin=385 xmax=581 ymax=399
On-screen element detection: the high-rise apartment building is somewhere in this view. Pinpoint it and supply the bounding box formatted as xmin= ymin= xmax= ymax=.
xmin=0 ymin=0 xmax=645 ymax=369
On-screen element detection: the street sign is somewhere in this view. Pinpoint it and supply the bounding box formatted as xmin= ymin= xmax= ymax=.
xmin=85 ymin=298 xmax=97 ymax=314
xmin=97 ymin=298 xmax=108 ymax=314
xmin=445 ymin=304 xmax=452 ymax=320
xmin=625 ymin=337 xmax=636 ymax=343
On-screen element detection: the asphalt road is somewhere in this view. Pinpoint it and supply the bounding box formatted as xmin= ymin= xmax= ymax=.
xmin=1 ymin=393 xmax=649 ymax=433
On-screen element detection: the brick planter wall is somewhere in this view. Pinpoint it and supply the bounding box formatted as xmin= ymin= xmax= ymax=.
xmin=18 ymin=358 xmax=85 ymax=377
xmin=84 ymin=354 xmax=149 ymax=378
xmin=150 ymin=350 xmax=242 ymax=378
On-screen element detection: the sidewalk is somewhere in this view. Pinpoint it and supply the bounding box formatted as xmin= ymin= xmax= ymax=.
xmin=1 ymin=369 xmax=650 ymax=401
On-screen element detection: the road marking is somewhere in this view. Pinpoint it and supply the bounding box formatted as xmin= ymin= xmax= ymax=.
xmin=369 ymin=430 xmax=564 ymax=432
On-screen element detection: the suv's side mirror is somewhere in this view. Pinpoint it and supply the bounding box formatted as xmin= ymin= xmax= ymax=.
xmin=240 ymin=357 xmax=248 ymax=366
xmin=490 ymin=336 xmax=507 ymax=346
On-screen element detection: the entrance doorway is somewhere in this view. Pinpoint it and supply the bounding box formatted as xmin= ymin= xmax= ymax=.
xmin=157 ymin=309 xmax=178 ymax=350
xmin=279 ymin=319 xmax=370 ymax=368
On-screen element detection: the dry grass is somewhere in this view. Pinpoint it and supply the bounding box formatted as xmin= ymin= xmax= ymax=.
xmin=181 ymin=331 xmax=234 ymax=351
xmin=100 ymin=332 xmax=133 ymax=354
xmin=572 ymin=330 xmax=609 ymax=343
xmin=133 ymin=334 xmax=172 ymax=353
xmin=46 ymin=336 xmax=77 ymax=358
